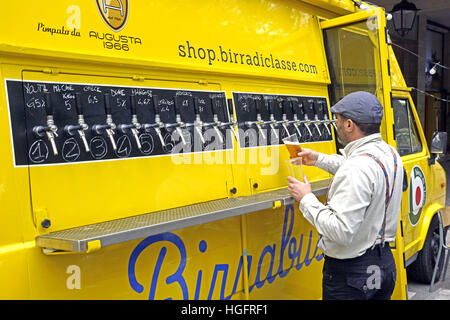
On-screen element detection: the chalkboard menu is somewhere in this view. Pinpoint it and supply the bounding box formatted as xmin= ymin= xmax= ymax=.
xmin=232 ymin=92 xmax=333 ymax=148
xmin=6 ymin=80 xmax=232 ymax=166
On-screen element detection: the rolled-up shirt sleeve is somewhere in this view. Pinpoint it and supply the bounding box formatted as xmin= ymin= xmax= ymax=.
xmin=299 ymin=161 xmax=375 ymax=247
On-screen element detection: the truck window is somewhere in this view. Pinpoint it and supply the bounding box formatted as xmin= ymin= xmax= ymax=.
xmin=323 ymin=19 xmax=384 ymax=107
xmin=392 ymin=98 xmax=422 ymax=156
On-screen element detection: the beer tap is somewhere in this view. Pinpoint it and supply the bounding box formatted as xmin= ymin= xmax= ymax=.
xmin=33 ymin=91 xmax=59 ymax=156
xmin=263 ymin=99 xmax=279 ymax=140
xmin=141 ymin=95 xmax=166 ymax=147
xmin=204 ymin=97 xmax=224 ymax=144
xmin=288 ymin=100 xmax=302 ymax=139
xmin=319 ymin=101 xmax=332 ymax=136
xmin=117 ymin=94 xmax=142 ymax=150
xmin=188 ymin=97 xmax=205 ymax=144
xmin=331 ymin=113 xmax=338 ymax=131
xmin=244 ymin=98 xmax=266 ymax=140
xmin=309 ymin=101 xmax=323 ymax=137
xmin=92 ymin=93 xmax=117 ymax=151
xmin=299 ymin=102 xmax=313 ymax=137
xmin=164 ymin=96 xmax=187 ymax=145
xmin=278 ymin=100 xmax=291 ymax=137
xmin=219 ymin=98 xmax=238 ymax=141
xmin=64 ymin=92 xmax=90 ymax=152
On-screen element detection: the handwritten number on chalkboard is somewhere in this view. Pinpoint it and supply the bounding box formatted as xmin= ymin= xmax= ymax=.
xmin=90 ymin=136 xmax=108 ymax=160
xmin=29 ymin=140 xmax=49 ymax=163
xmin=115 ymin=135 xmax=132 ymax=158
xmin=117 ymin=98 xmax=127 ymax=108
xmin=137 ymin=98 xmax=152 ymax=105
xmin=64 ymin=100 xmax=72 ymax=111
xmin=162 ymin=133 xmax=175 ymax=154
xmin=88 ymin=95 xmax=99 ymax=104
xmin=62 ymin=138 xmax=80 ymax=162
xmin=26 ymin=97 xmax=45 ymax=109
xmin=139 ymin=133 xmax=154 ymax=155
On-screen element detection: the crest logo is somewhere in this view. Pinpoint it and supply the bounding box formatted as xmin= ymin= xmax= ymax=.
xmin=409 ymin=165 xmax=427 ymax=226
xmin=96 ymin=0 xmax=129 ymax=32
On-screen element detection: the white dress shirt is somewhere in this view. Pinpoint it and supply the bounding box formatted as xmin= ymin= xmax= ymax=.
xmin=299 ymin=133 xmax=403 ymax=259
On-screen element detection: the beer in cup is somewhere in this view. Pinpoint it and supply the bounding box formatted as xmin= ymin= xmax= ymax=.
xmin=282 ymin=134 xmax=302 ymax=165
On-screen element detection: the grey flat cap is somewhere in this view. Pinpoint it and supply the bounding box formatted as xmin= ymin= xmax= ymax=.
xmin=330 ymin=91 xmax=383 ymax=124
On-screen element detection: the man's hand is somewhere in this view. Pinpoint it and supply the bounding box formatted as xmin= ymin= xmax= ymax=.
xmin=297 ymin=148 xmax=319 ymax=166
xmin=287 ymin=176 xmax=312 ymax=202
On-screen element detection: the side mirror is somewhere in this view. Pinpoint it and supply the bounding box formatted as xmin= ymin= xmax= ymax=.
xmin=431 ymin=131 xmax=447 ymax=154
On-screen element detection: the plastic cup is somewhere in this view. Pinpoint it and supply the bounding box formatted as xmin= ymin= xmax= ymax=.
xmin=285 ymin=157 xmax=304 ymax=182
xmin=282 ymin=134 xmax=302 ymax=159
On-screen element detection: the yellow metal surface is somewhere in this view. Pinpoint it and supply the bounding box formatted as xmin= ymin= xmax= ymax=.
xmin=0 ymin=0 xmax=445 ymax=300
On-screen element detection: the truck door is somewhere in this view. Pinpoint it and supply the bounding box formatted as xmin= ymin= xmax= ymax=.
xmin=321 ymin=8 xmax=408 ymax=299
xmin=321 ymin=9 xmax=390 ymax=133
xmin=391 ymin=93 xmax=430 ymax=262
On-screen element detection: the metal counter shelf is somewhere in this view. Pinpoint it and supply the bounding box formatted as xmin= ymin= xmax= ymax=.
xmin=36 ymin=178 xmax=331 ymax=254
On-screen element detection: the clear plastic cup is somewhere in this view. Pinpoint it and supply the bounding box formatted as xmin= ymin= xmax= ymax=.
xmin=285 ymin=157 xmax=304 ymax=182
xmin=282 ymin=134 xmax=302 ymax=159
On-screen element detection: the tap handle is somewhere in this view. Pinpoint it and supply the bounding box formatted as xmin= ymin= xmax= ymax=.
xmin=262 ymin=99 xmax=269 ymax=114
xmin=152 ymin=95 xmax=160 ymax=116
xmin=203 ymin=97 xmax=212 ymax=116
xmin=255 ymin=98 xmax=262 ymax=116
xmin=104 ymin=93 xmax=111 ymax=115
xmin=173 ymin=96 xmax=181 ymax=116
xmin=44 ymin=91 xmax=53 ymax=117
xmin=288 ymin=100 xmax=295 ymax=114
xmin=297 ymin=102 xmax=305 ymax=118
xmin=75 ymin=92 xmax=83 ymax=116
xmin=210 ymin=97 xmax=219 ymax=116
xmin=193 ymin=97 xmax=201 ymax=115
xmin=130 ymin=94 xmax=137 ymax=116
xmin=269 ymin=99 xmax=277 ymax=115
xmin=227 ymin=98 xmax=234 ymax=117
xmin=281 ymin=99 xmax=289 ymax=116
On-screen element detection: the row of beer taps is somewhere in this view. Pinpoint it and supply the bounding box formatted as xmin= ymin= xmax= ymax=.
xmin=32 ymin=92 xmax=237 ymax=156
xmin=243 ymin=98 xmax=337 ymax=141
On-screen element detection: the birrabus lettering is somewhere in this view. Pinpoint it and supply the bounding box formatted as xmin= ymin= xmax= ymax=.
xmin=128 ymin=204 xmax=324 ymax=299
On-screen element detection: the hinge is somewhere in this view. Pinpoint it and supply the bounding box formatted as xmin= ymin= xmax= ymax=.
xmin=42 ymin=68 xmax=59 ymax=75
xmin=400 ymin=220 xmax=404 ymax=237
xmin=428 ymin=155 xmax=436 ymax=166
xmin=132 ymin=75 xmax=145 ymax=81
xmin=227 ymin=98 xmax=234 ymax=115
xmin=42 ymin=240 xmax=101 ymax=255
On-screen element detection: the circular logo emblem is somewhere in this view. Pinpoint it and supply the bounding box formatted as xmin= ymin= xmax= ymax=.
xmin=409 ymin=166 xmax=427 ymax=226
xmin=96 ymin=0 xmax=129 ymax=32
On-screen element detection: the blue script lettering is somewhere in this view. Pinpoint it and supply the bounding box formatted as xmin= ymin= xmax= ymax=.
xmin=128 ymin=232 xmax=189 ymax=300
xmin=128 ymin=205 xmax=324 ymax=299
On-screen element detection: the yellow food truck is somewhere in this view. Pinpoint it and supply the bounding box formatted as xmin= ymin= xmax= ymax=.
xmin=0 ymin=0 xmax=447 ymax=299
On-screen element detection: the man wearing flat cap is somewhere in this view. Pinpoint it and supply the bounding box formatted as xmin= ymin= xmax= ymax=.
xmin=287 ymin=91 xmax=403 ymax=300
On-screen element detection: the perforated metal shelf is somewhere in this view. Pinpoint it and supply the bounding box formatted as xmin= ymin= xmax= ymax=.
xmin=35 ymin=179 xmax=331 ymax=253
